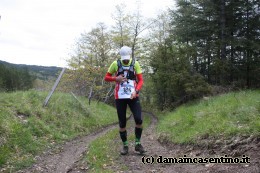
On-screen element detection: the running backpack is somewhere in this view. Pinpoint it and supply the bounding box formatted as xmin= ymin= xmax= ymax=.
xmin=116 ymin=59 xmax=136 ymax=80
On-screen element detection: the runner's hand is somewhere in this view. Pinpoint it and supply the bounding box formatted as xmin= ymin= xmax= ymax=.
xmin=130 ymin=91 xmax=137 ymax=99
xmin=116 ymin=74 xmax=127 ymax=83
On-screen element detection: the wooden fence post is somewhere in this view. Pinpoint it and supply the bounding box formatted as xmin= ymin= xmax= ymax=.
xmin=43 ymin=68 xmax=66 ymax=107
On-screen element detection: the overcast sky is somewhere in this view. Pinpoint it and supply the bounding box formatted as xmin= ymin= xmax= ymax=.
xmin=0 ymin=0 xmax=174 ymax=67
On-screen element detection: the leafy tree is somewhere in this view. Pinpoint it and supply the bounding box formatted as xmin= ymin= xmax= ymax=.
xmin=111 ymin=3 xmax=132 ymax=48
xmin=63 ymin=3 xmax=154 ymax=104
xmin=60 ymin=23 xmax=114 ymax=103
xmin=111 ymin=2 xmax=148 ymax=57
xmin=150 ymin=42 xmax=211 ymax=110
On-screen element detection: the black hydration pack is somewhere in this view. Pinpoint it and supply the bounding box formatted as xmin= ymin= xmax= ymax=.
xmin=116 ymin=59 xmax=136 ymax=80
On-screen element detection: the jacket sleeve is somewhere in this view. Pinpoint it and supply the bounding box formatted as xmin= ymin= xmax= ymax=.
xmin=104 ymin=72 xmax=116 ymax=82
xmin=135 ymin=73 xmax=143 ymax=91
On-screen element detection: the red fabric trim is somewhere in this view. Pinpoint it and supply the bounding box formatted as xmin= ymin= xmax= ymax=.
xmin=104 ymin=72 xmax=116 ymax=82
xmin=104 ymin=72 xmax=119 ymax=99
xmin=135 ymin=73 xmax=143 ymax=91
xmin=115 ymin=83 xmax=119 ymax=99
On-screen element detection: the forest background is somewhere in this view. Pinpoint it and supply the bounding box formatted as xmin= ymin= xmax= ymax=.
xmin=0 ymin=0 xmax=259 ymax=111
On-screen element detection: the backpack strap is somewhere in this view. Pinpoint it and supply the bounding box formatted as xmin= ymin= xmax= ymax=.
xmin=127 ymin=59 xmax=136 ymax=80
xmin=129 ymin=59 xmax=135 ymax=72
xmin=117 ymin=59 xmax=124 ymax=74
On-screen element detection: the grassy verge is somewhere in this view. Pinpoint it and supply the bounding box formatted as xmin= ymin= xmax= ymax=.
xmin=0 ymin=90 xmax=118 ymax=171
xmin=86 ymin=113 xmax=151 ymax=172
xmin=157 ymin=90 xmax=260 ymax=144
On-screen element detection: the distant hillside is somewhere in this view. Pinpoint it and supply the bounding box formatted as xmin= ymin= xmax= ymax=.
xmin=0 ymin=60 xmax=62 ymax=80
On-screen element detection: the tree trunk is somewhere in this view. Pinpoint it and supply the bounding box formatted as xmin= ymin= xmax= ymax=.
xmin=245 ymin=0 xmax=251 ymax=88
xmin=220 ymin=0 xmax=226 ymax=61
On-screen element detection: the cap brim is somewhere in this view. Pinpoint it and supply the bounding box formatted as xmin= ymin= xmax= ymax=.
xmin=121 ymin=55 xmax=130 ymax=60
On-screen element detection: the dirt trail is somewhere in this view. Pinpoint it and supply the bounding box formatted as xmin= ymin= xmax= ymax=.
xmin=17 ymin=112 xmax=259 ymax=173
xmin=17 ymin=123 xmax=118 ymax=173
xmin=111 ymin=112 xmax=260 ymax=173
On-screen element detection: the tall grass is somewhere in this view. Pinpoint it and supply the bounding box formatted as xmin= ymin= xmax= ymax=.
xmin=157 ymin=90 xmax=260 ymax=144
xmin=0 ymin=90 xmax=118 ymax=171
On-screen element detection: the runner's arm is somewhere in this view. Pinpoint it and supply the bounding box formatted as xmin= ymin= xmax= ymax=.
xmin=104 ymin=72 xmax=116 ymax=82
xmin=135 ymin=73 xmax=143 ymax=91
xmin=104 ymin=61 xmax=118 ymax=82
xmin=134 ymin=61 xmax=143 ymax=92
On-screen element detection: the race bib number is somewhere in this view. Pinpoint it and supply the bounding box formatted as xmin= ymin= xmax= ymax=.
xmin=118 ymin=80 xmax=135 ymax=99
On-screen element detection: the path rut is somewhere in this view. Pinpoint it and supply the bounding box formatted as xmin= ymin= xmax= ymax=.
xmin=17 ymin=123 xmax=118 ymax=173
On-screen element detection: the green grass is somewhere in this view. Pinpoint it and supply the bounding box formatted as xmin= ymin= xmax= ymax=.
xmin=2 ymin=89 xmax=258 ymax=171
xmin=157 ymin=90 xmax=260 ymax=144
xmin=86 ymin=128 xmax=119 ymax=173
xmin=86 ymin=113 xmax=151 ymax=172
xmin=0 ymin=90 xmax=118 ymax=171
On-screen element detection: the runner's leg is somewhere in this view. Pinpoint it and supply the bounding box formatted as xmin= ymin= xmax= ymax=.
xmin=128 ymin=97 xmax=143 ymax=143
xmin=115 ymin=99 xmax=129 ymax=155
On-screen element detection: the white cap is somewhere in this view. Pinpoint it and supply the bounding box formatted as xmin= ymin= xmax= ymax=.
xmin=119 ymin=46 xmax=132 ymax=60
